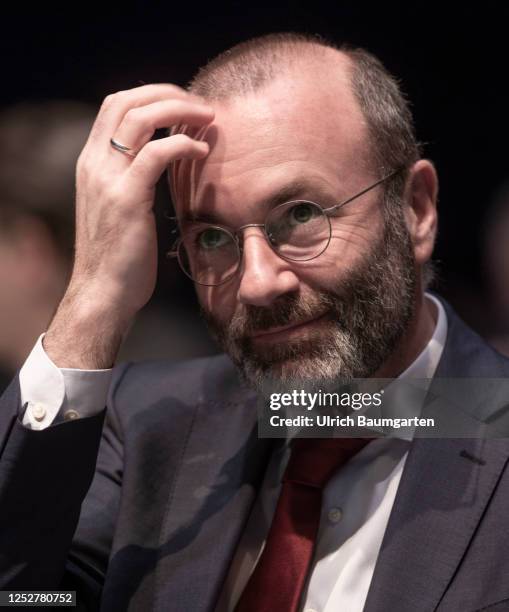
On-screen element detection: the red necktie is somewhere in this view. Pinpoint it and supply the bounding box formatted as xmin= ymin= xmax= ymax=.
xmin=235 ymin=437 xmax=371 ymax=612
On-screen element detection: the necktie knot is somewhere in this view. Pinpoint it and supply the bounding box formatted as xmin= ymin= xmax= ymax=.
xmin=283 ymin=437 xmax=372 ymax=489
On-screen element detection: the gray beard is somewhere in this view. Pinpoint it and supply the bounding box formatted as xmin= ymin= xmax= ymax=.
xmin=201 ymin=204 xmax=418 ymax=397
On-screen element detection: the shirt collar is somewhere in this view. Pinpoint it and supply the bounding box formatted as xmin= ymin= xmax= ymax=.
xmin=397 ymin=292 xmax=447 ymax=380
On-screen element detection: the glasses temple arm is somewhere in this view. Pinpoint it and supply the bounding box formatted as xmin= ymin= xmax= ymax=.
xmin=323 ymin=167 xmax=404 ymax=215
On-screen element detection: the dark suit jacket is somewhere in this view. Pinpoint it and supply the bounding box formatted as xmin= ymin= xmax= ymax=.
xmin=1 ymin=297 xmax=509 ymax=612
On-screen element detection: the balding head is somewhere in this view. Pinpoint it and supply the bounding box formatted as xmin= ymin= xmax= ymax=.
xmin=178 ymin=33 xmax=420 ymax=184
xmin=188 ymin=33 xmax=348 ymax=100
xmin=172 ymin=44 xmax=371 ymax=223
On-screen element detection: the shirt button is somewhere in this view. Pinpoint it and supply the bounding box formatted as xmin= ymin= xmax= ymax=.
xmin=328 ymin=507 xmax=343 ymax=523
xmin=64 ymin=409 xmax=80 ymax=421
xmin=31 ymin=402 xmax=46 ymax=421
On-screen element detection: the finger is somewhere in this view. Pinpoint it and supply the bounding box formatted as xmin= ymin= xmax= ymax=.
xmin=87 ymin=83 xmax=204 ymax=147
xmin=112 ymin=99 xmax=215 ymax=156
xmin=126 ymin=134 xmax=210 ymax=189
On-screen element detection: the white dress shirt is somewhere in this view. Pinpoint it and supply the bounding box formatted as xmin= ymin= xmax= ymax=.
xmin=17 ymin=293 xmax=447 ymax=612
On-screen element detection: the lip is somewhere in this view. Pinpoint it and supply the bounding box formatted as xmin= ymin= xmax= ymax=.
xmin=250 ymin=312 xmax=330 ymax=342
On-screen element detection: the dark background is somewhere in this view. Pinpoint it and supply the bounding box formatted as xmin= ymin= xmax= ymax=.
xmin=2 ymin=2 xmax=508 ymax=347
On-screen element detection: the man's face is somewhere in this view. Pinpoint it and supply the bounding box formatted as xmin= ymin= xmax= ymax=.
xmin=174 ymin=61 xmax=418 ymax=393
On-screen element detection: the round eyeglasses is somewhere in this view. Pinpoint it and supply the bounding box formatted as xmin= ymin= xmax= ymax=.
xmin=168 ymin=168 xmax=403 ymax=286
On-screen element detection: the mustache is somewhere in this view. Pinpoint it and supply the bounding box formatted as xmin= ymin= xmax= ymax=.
xmin=227 ymin=291 xmax=338 ymax=338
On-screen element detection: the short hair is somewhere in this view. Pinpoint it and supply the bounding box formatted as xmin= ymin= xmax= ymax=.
xmin=187 ymin=32 xmax=422 ymax=181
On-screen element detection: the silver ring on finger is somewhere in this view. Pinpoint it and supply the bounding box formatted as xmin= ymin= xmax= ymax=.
xmin=110 ymin=137 xmax=138 ymax=158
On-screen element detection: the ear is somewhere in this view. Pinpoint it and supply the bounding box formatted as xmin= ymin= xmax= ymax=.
xmin=404 ymin=159 xmax=439 ymax=265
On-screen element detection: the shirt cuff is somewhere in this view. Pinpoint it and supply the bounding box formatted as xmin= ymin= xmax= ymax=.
xmin=19 ymin=333 xmax=113 ymax=430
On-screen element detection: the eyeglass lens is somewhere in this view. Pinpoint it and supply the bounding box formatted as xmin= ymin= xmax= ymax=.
xmin=177 ymin=200 xmax=331 ymax=286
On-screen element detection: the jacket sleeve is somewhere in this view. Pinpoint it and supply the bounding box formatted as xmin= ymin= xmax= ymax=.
xmin=0 ymin=363 xmax=129 ymax=609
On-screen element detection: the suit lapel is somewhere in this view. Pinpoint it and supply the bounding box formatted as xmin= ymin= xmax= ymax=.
xmin=364 ymin=297 xmax=509 ymax=611
xmin=363 ymin=436 xmax=509 ymax=612
xmin=153 ymin=393 xmax=275 ymax=612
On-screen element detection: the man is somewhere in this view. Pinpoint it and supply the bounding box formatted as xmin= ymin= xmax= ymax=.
xmin=1 ymin=32 xmax=509 ymax=612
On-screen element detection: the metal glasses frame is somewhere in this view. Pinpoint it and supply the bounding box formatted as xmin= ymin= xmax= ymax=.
xmin=167 ymin=167 xmax=404 ymax=286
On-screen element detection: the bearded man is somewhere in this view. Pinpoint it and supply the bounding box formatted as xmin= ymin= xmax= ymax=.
xmin=1 ymin=33 xmax=509 ymax=612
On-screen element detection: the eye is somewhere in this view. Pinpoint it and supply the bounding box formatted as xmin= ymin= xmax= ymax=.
xmin=288 ymin=202 xmax=318 ymax=225
xmin=197 ymin=228 xmax=230 ymax=250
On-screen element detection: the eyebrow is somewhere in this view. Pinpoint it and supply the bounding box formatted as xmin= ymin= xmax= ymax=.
xmin=180 ymin=178 xmax=336 ymax=226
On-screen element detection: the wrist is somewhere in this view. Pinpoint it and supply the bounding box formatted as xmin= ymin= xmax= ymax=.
xmin=44 ymin=284 xmax=134 ymax=369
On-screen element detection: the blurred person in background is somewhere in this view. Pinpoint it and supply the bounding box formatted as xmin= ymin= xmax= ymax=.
xmin=483 ymin=182 xmax=509 ymax=356
xmin=0 ymin=101 xmax=90 ymax=391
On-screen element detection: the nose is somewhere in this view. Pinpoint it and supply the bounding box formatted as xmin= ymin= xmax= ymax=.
xmin=236 ymin=227 xmax=300 ymax=307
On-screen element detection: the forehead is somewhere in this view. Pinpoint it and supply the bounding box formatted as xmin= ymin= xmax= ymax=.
xmin=173 ymin=58 xmax=370 ymax=217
